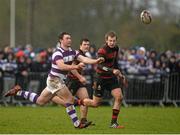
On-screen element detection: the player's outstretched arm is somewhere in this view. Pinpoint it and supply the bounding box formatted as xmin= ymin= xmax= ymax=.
xmin=77 ymin=55 xmax=104 ymax=64
xmin=56 ymin=59 xmax=85 ymax=71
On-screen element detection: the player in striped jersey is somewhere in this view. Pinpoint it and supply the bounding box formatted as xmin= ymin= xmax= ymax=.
xmin=4 ymin=32 xmax=104 ymax=129
xmin=52 ymin=38 xmax=94 ymax=125
xmin=82 ymin=31 xmax=127 ymax=128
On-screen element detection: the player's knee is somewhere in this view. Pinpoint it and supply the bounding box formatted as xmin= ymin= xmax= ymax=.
xmin=115 ymin=95 xmax=123 ymax=103
xmin=36 ymin=98 xmax=47 ymax=106
xmin=64 ymin=96 xmax=74 ymax=104
xmin=37 ymin=101 xmax=46 ymax=106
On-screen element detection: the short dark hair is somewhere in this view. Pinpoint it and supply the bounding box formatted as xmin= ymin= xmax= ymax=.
xmin=105 ymin=31 xmax=117 ymax=40
xmin=80 ymin=38 xmax=90 ymax=45
xmin=58 ymin=32 xmax=71 ymax=40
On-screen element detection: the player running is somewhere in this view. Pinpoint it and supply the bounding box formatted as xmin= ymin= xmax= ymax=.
xmin=4 ymin=32 xmax=104 ymax=129
xmin=52 ymin=38 xmax=94 ymax=125
xmin=80 ymin=31 xmax=127 ymax=128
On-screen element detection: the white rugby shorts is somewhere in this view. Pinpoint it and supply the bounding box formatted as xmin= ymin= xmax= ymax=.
xmin=46 ymin=76 xmax=66 ymax=94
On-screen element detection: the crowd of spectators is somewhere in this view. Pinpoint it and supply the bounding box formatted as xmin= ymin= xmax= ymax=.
xmin=118 ymin=46 xmax=180 ymax=77
xmin=0 ymin=44 xmax=179 ymax=80
xmin=0 ymin=44 xmax=179 ymax=103
xmin=0 ymin=45 xmax=52 ymax=78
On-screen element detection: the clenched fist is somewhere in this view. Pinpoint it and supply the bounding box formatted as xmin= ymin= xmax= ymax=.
xmin=96 ymin=57 xmax=105 ymax=64
xmin=77 ymin=62 xmax=85 ymax=70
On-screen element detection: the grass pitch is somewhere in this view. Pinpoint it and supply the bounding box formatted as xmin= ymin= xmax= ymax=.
xmin=0 ymin=106 xmax=180 ymax=134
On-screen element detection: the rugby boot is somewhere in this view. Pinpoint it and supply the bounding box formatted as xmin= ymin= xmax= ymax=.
xmin=4 ymin=85 xmax=21 ymax=97
xmin=110 ymin=122 xmax=124 ymax=129
xmin=81 ymin=118 xmax=95 ymax=126
xmin=76 ymin=121 xmax=92 ymax=129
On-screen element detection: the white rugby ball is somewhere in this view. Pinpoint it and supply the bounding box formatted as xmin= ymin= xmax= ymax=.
xmin=140 ymin=10 xmax=152 ymax=24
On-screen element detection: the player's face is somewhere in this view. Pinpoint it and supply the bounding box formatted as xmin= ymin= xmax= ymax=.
xmin=60 ymin=34 xmax=72 ymax=47
xmin=80 ymin=41 xmax=90 ymax=53
xmin=106 ymin=36 xmax=117 ymax=48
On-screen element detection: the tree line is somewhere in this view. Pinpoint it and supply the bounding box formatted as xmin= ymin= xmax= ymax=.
xmin=0 ymin=0 xmax=180 ymax=52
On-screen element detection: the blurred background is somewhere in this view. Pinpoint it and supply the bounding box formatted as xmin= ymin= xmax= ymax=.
xmin=0 ymin=0 xmax=179 ymax=106
xmin=0 ymin=0 xmax=180 ymax=51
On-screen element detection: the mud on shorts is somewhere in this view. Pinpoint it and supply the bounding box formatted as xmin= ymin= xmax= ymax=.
xmin=93 ymin=77 xmax=121 ymax=98
xmin=46 ymin=76 xmax=66 ymax=94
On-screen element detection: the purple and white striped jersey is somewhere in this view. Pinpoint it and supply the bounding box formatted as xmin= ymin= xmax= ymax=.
xmin=49 ymin=43 xmax=80 ymax=80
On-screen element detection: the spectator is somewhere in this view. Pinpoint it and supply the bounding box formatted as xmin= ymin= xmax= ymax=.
xmin=2 ymin=52 xmax=17 ymax=96
xmin=125 ymin=55 xmax=138 ymax=75
xmin=146 ymin=50 xmax=157 ymax=68
xmin=151 ymin=59 xmax=163 ymax=77
xmin=168 ymin=55 xmax=177 ymax=73
xmin=134 ymin=47 xmax=146 ymax=60
xmin=160 ymin=53 xmax=168 ymax=63
xmin=137 ymin=58 xmax=150 ymax=75
xmin=30 ymin=53 xmax=50 ymax=72
xmin=2 ymin=53 xmax=17 ymax=76
xmin=161 ymin=61 xmax=170 ymax=75
xmin=16 ymin=55 xmax=30 ymax=88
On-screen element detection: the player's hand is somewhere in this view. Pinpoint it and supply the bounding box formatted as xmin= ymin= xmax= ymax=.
xmin=118 ymin=74 xmax=128 ymax=88
xmin=96 ymin=57 xmax=105 ymax=64
xmin=79 ymin=76 xmax=87 ymax=85
xmin=113 ymin=69 xmax=121 ymax=76
xmin=77 ymin=62 xmax=85 ymax=70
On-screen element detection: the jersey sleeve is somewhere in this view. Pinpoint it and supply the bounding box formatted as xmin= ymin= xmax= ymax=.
xmin=97 ymin=48 xmax=106 ymax=58
xmin=74 ymin=50 xmax=80 ymax=60
xmin=52 ymin=51 xmax=63 ymax=64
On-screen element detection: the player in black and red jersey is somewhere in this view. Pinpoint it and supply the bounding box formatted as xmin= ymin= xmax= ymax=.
xmin=66 ymin=38 xmax=93 ymax=125
xmin=82 ymin=31 xmax=127 ymax=128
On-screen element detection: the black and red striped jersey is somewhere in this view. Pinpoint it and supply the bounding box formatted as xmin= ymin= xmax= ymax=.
xmin=96 ymin=44 xmax=119 ymax=78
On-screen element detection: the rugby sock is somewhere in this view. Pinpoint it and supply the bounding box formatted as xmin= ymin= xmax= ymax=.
xmin=17 ymin=91 xmax=39 ymax=103
xmin=66 ymin=103 xmax=80 ymax=127
xmin=74 ymin=99 xmax=84 ymax=106
xmin=111 ymin=109 xmax=119 ymax=124
xmin=73 ymin=96 xmax=85 ymax=106
xmin=73 ymin=96 xmax=79 ymax=106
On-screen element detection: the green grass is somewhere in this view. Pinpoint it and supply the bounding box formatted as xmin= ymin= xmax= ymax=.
xmin=0 ymin=106 xmax=180 ymax=134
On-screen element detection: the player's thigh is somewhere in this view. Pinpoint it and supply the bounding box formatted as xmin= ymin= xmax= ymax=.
xmin=76 ymin=87 xmax=89 ymax=99
xmin=37 ymin=87 xmax=53 ymax=105
xmin=111 ymin=87 xmax=123 ymax=99
xmin=56 ymin=85 xmax=73 ymax=102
